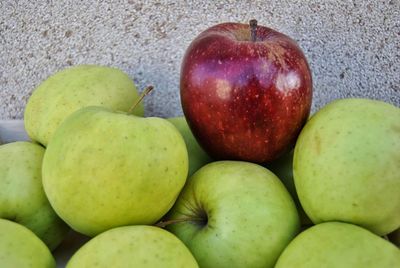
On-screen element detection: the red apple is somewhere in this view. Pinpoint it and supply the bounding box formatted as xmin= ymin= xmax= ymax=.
xmin=180 ymin=20 xmax=312 ymax=163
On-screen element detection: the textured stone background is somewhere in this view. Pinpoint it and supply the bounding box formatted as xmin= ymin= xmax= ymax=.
xmin=0 ymin=0 xmax=399 ymax=119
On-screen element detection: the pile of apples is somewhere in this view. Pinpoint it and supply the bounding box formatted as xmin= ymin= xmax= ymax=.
xmin=0 ymin=21 xmax=399 ymax=268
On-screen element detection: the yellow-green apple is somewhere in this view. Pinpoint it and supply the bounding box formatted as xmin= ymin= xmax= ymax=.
xmin=0 ymin=142 xmax=69 ymax=250
xmin=275 ymin=222 xmax=400 ymax=268
xmin=24 ymin=65 xmax=143 ymax=146
xmin=42 ymin=106 xmax=188 ymax=236
xmin=265 ymin=150 xmax=311 ymax=226
xmin=180 ymin=20 xmax=312 ymax=163
xmin=0 ymin=219 xmax=56 ymax=267
xmin=67 ymin=225 xmax=198 ymax=268
xmin=294 ymin=98 xmax=400 ymax=235
xmin=168 ymin=116 xmax=212 ymax=176
xmin=164 ymin=161 xmax=300 ymax=268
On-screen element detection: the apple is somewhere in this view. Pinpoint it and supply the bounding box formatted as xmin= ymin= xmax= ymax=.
xmin=265 ymin=150 xmax=312 ymax=226
xmin=24 ymin=64 xmax=144 ymax=146
xmin=180 ymin=19 xmax=312 ymax=163
xmin=0 ymin=219 xmax=56 ymax=267
xmin=275 ymin=222 xmax=400 ymax=268
xmin=0 ymin=141 xmax=69 ymax=250
xmin=294 ymin=98 xmax=400 ymax=235
xmin=168 ymin=116 xmax=212 ymax=176
xmin=42 ymin=106 xmax=188 ymax=236
xmin=164 ymin=161 xmax=300 ymax=268
xmin=67 ymin=225 xmax=198 ymax=267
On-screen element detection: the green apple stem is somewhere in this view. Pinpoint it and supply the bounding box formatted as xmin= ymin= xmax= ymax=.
xmin=155 ymin=217 xmax=204 ymax=228
xmin=249 ymin=19 xmax=257 ymax=42
xmin=128 ymin=85 xmax=154 ymax=114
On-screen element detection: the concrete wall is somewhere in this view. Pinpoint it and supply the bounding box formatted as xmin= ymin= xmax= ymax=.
xmin=1 ymin=0 xmax=399 ymax=119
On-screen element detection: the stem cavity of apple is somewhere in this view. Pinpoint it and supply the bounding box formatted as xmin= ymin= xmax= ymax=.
xmin=155 ymin=217 xmax=205 ymax=228
xmin=128 ymin=85 xmax=154 ymax=114
xmin=249 ymin=19 xmax=257 ymax=42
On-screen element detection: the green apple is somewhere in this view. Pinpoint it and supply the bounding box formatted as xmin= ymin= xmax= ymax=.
xmin=0 ymin=218 xmax=56 ymax=268
xmin=265 ymin=150 xmax=312 ymax=227
xmin=67 ymin=225 xmax=198 ymax=267
xmin=0 ymin=142 xmax=69 ymax=250
xmin=294 ymin=98 xmax=400 ymax=235
xmin=165 ymin=161 xmax=300 ymax=268
xmin=275 ymin=222 xmax=400 ymax=268
xmin=167 ymin=116 xmax=211 ymax=176
xmin=42 ymin=106 xmax=188 ymax=236
xmin=24 ymin=65 xmax=143 ymax=146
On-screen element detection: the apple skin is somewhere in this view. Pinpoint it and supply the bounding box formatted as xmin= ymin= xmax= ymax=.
xmin=168 ymin=116 xmax=212 ymax=176
xmin=165 ymin=161 xmax=300 ymax=268
xmin=0 ymin=142 xmax=69 ymax=250
xmin=67 ymin=225 xmax=198 ymax=268
xmin=42 ymin=106 xmax=188 ymax=236
xmin=275 ymin=222 xmax=400 ymax=268
xmin=0 ymin=219 xmax=56 ymax=267
xmin=294 ymin=98 xmax=400 ymax=235
xmin=180 ymin=21 xmax=312 ymax=163
xmin=265 ymin=150 xmax=312 ymax=227
xmin=24 ymin=65 xmax=144 ymax=146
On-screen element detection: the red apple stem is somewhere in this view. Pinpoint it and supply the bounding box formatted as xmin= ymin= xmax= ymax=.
xmin=249 ymin=19 xmax=257 ymax=42
xmin=155 ymin=217 xmax=204 ymax=228
xmin=128 ymin=85 xmax=154 ymax=114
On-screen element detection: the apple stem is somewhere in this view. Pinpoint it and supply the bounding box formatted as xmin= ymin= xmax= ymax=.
xmin=155 ymin=217 xmax=204 ymax=228
xmin=382 ymin=235 xmax=389 ymax=241
xmin=249 ymin=19 xmax=257 ymax=42
xmin=128 ymin=85 xmax=154 ymax=114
